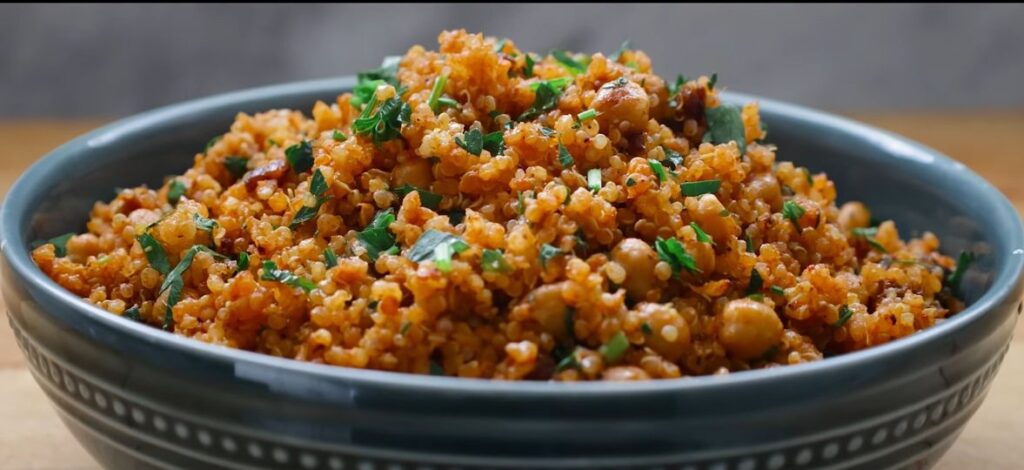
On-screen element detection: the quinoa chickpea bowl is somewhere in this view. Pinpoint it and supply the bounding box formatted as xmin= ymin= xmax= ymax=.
xmin=2 ymin=31 xmax=1022 ymax=469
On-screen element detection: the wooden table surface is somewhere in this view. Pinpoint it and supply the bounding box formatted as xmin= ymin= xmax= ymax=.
xmin=1 ymin=114 xmax=1022 ymax=469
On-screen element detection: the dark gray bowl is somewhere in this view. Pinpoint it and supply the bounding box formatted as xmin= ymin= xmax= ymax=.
xmin=2 ymin=78 xmax=1022 ymax=470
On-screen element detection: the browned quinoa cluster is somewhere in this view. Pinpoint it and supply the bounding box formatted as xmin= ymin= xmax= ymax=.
xmin=32 ymin=30 xmax=969 ymax=381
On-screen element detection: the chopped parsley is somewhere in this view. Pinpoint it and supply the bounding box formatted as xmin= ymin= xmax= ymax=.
xmin=557 ymin=143 xmax=575 ymax=168
xmin=482 ymin=131 xmax=505 ymax=156
xmin=284 ymin=140 xmax=314 ymax=174
xmin=704 ymin=105 xmax=746 ymax=154
xmin=782 ymin=200 xmax=806 ymax=228
xmin=193 ymin=213 xmax=217 ymax=232
xmin=539 ymin=243 xmax=564 ymax=268
xmin=690 ymin=222 xmax=712 ymax=244
xmin=224 ymin=156 xmax=249 ymax=178
xmin=357 ymin=209 xmax=398 ymax=261
xmin=123 ymin=305 xmax=142 ymax=322
xmin=519 ymin=80 xmax=563 ymax=121
xmin=136 ymin=232 xmax=170 ymax=274
xmin=654 ymin=237 xmax=701 ymax=277
xmin=946 ymin=251 xmax=976 ymax=297
xmin=681 ymin=179 xmax=721 ymax=197
xmin=647 ymin=159 xmax=667 ymax=182
xmin=599 ymin=331 xmax=629 ymax=364
xmin=587 ymin=168 xmax=602 ymax=193
xmin=290 ymin=169 xmax=331 ymax=228
xmin=393 ymin=184 xmax=442 ymax=210
xmin=237 ymin=252 xmax=249 ymax=271
xmin=746 ymin=268 xmax=764 ymax=296
xmin=456 ymin=128 xmax=484 ymax=155
xmin=551 ymin=49 xmax=586 ymax=75
xmin=167 ymin=179 xmax=186 ymax=204
xmin=352 ymin=79 xmax=386 ymax=108
xmin=481 ymin=248 xmax=512 ymax=273
xmin=428 ymin=73 xmax=448 ymax=114
xmin=834 ymin=305 xmax=853 ymax=328
xmin=205 ymin=135 xmax=221 ymax=151
xmin=332 ymin=130 xmax=347 ymax=141
xmin=609 ymin=39 xmax=632 ymax=62
xmin=708 ymin=72 xmax=718 ymax=90
xmin=523 ymin=53 xmax=536 ymax=78
xmin=407 ymin=230 xmax=469 ymax=271
xmin=260 ymin=260 xmax=316 ymax=293
xmin=353 ymin=93 xmax=411 ymax=146
xmin=37 ymin=232 xmax=75 ymax=258
xmin=159 ymin=245 xmax=224 ymax=330
xmin=852 ymin=227 xmax=887 ymax=253
xmin=324 ymin=247 xmax=338 ymax=268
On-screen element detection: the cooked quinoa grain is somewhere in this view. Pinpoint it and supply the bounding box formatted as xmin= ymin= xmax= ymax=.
xmin=32 ymin=30 xmax=970 ymax=381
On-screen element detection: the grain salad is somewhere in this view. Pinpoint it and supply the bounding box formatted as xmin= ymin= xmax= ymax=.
xmin=31 ymin=30 xmax=974 ymax=381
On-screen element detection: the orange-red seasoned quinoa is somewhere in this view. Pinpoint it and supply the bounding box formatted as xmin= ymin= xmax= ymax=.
xmin=32 ymin=30 xmax=969 ymax=381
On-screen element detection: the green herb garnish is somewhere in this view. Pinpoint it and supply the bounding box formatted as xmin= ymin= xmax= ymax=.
xmin=640 ymin=322 xmax=653 ymax=335
xmin=456 ymin=128 xmax=483 ymax=155
xmin=324 ymin=247 xmax=338 ymax=268
xmin=782 ymin=200 xmax=806 ymax=228
xmin=577 ymin=109 xmax=598 ymax=123
xmin=519 ymin=80 xmax=563 ymax=121
xmin=332 ymin=130 xmax=347 ymax=141
xmin=481 ymin=248 xmax=512 ymax=273
xmin=224 ymin=156 xmax=248 ymax=179
xmin=437 ymin=97 xmax=459 ymax=109
xmin=946 ymin=251 xmax=976 ymax=297
xmin=407 ymin=229 xmax=468 ymax=265
xmin=261 ymin=260 xmax=316 ymax=293
xmin=852 ymin=227 xmax=887 ymax=253
xmin=482 ymin=131 xmax=505 ymax=156
xmin=237 ymin=252 xmax=249 ymax=271
xmin=705 ymin=105 xmax=746 ymax=154
xmin=517 ymin=191 xmax=527 ymax=216
xmin=357 ymin=209 xmax=397 ymax=261
xmin=745 ymin=233 xmax=756 ymax=253
xmin=708 ymin=72 xmax=718 ymax=90
xmin=746 ymin=268 xmax=763 ymax=296
xmin=555 ymin=349 xmax=579 ymax=372
xmin=551 ymin=50 xmax=586 ymax=75
xmin=654 ymin=237 xmax=701 ymax=277
xmin=124 ymin=305 xmax=142 ymax=322
xmin=167 ymin=179 xmax=186 ymax=204
xmin=599 ymin=331 xmax=629 ymax=364
xmin=393 ymin=184 xmax=442 ymax=210
xmin=37 ymin=232 xmax=75 ymax=258
xmin=539 ymin=243 xmax=564 ymax=268
xmin=587 ymin=168 xmax=602 ymax=193
xmin=770 ymin=285 xmax=785 ymax=296
xmin=662 ymin=147 xmax=684 ymax=170
xmin=136 ymin=232 xmax=170 ymax=274
xmin=681 ymin=179 xmax=721 ymax=197
xmin=290 ymin=169 xmax=331 ymax=228
xmin=690 ymin=222 xmax=712 ymax=244
xmin=647 ymin=159 xmax=667 ymax=182
xmin=205 ymin=136 xmax=221 ymax=152
xmin=557 ymin=143 xmax=575 ymax=168
xmin=353 ymin=93 xmax=411 ymax=146
xmin=428 ymin=73 xmax=448 ymax=114
xmin=159 ymin=245 xmax=224 ymax=330
xmin=523 ymin=53 xmax=536 ymax=78
xmin=609 ymin=39 xmax=632 ymax=62
xmin=285 ymin=140 xmax=314 ymax=174
xmin=834 ymin=305 xmax=853 ymax=328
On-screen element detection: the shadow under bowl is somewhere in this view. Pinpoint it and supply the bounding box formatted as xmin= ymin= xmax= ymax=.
xmin=2 ymin=77 xmax=1022 ymax=469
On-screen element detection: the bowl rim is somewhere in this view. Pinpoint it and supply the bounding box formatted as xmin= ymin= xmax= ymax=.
xmin=3 ymin=77 xmax=1023 ymax=396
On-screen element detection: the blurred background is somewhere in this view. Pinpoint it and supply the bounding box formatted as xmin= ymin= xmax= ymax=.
xmin=3 ymin=3 xmax=1024 ymax=118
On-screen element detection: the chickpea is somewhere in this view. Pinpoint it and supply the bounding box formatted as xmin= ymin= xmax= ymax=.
xmin=391 ymin=158 xmax=434 ymax=189
xmin=592 ymin=80 xmax=650 ymax=132
xmin=719 ymin=298 xmax=783 ymax=360
xmin=837 ymin=201 xmax=871 ymax=231
xmin=635 ymin=302 xmax=691 ymax=361
xmin=688 ymin=194 xmax=740 ymax=242
xmin=611 ymin=238 xmax=660 ymax=301
xmin=524 ymin=282 xmax=571 ymax=341
xmin=602 ymin=366 xmax=651 ymax=381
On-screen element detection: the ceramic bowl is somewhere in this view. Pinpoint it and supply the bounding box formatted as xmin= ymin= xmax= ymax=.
xmin=3 ymin=78 xmax=1022 ymax=469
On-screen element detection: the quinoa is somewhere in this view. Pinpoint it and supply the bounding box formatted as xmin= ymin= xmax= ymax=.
xmin=31 ymin=30 xmax=969 ymax=381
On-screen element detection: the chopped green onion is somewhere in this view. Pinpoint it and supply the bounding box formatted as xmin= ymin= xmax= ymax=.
xmin=237 ymin=252 xmax=249 ymax=271
xmin=577 ymin=109 xmax=598 ymax=122
xmin=324 ymin=247 xmax=338 ymax=268
xmin=136 ymin=233 xmax=170 ymax=274
xmin=167 ymin=179 xmax=186 ymax=204
xmin=205 ymin=136 xmax=221 ymax=151
xmin=587 ymin=168 xmax=602 ymax=193
xmin=428 ymin=73 xmax=448 ymax=114
xmin=599 ymin=331 xmax=629 ymax=364
xmin=261 ymin=260 xmax=316 ymax=293
xmin=745 ymin=233 xmax=756 ymax=253
xmin=193 ymin=213 xmax=217 ymax=233
xmin=285 ymin=140 xmax=314 ymax=174
xmin=690 ymin=222 xmax=712 ymax=244
xmin=647 ymin=159 xmax=666 ymax=182
xmin=708 ymin=72 xmax=718 ymax=90
xmin=852 ymin=227 xmax=887 ymax=253
xmin=481 ymin=248 xmax=512 ymax=273
xmin=437 ymin=97 xmax=459 ymax=108
xmin=517 ymin=191 xmax=527 ymax=216
xmin=557 ymin=143 xmax=575 ymax=168
xmin=834 ymin=305 xmax=853 ymax=328
xmin=681 ymin=179 xmax=721 ymax=197
xmin=654 ymin=237 xmax=701 ymax=277
xmin=770 ymin=285 xmax=785 ymax=296
xmin=705 ymin=105 xmax=746 ymax=154
xmin=523 ymin=53 xmax=536 ymax=78
xmin=539 ymin=243 xmax=563 ymax=268
xmin=746 ymin=268 xmax=763 ymax=296
xmin=551 ymin=50 xmax=586 ymax=75
xmin=782 ymin=200 xmax=806 ymax=228
xmin=224 ymin=156 xmax=248 ymax=178
xmin=400 ymin=321 xmax=412 ymax=335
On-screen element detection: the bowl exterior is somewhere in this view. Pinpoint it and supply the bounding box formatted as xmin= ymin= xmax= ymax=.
xmin=3 ymin=78 xmax=1022 ymax=469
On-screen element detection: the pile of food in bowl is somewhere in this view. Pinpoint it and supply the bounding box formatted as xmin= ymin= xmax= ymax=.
xmin=30 ymin=29 xmax=973 ymax=381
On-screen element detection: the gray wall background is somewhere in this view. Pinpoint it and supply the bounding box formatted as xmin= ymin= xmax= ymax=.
xmin=2 ymin=3 xmax=1023 ymax=118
